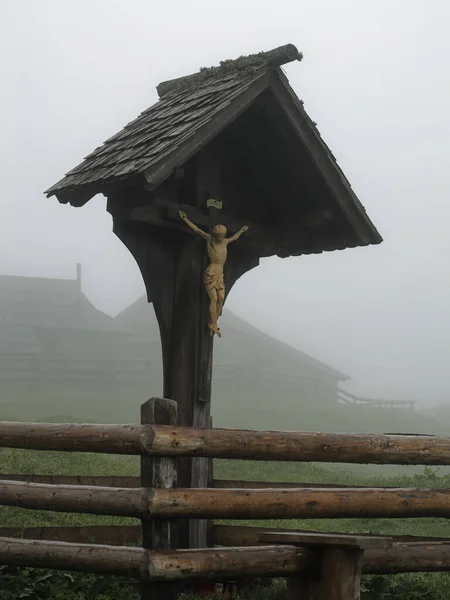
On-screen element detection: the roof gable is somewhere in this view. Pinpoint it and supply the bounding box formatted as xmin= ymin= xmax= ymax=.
xmin=0 ymin=274 xmax=119 ymax=332
xmin=45 ymin=43 xmax=381 ymax=255
xmin=115 ymin=296 xmax=349 ymax=381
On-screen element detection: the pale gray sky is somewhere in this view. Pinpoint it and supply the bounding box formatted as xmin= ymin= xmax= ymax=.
xmin=1 ymin=0 xmax=449 ymax=403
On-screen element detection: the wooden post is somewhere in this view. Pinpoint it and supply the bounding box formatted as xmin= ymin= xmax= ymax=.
xmin=316 ymin=548 xmax=364 ymax=600
xmin=110 ymin=159 xmax=258 ymax=550
xmin=261 ymin=531 xmax=390 ymax=600
xmin=287 ymin=549 xmax=364 ymax=600
xmin=141 ymin=398 xmax=178 ymax=600
xmin=206 ymin=415 xmax=214 ymax=548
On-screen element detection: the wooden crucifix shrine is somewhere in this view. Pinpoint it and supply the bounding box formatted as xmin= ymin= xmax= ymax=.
xmin=45 ymin=43 xmax=382 ymax=552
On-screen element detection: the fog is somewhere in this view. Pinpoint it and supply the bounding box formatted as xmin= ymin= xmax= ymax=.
xmin=1 ymin=0 xmax=449 ymax=405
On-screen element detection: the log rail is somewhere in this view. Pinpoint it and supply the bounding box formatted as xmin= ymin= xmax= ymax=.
xmin=2 ymin=410 xmax=450 ymax=598
xmin=3 ymin=480 xmax=450 ymax=519
xmin=1 ymin=421 xmax=450 ymax=465
xmin=1 ymin=537 xmax=450 ymax=579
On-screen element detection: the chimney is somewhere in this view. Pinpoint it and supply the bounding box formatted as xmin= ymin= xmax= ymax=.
xmin=76 ymin=263 xmax=82 ymax=292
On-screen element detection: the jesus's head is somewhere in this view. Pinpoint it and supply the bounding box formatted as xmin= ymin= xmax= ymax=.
xmin=212 ymin=224 xmax=227 ymax=240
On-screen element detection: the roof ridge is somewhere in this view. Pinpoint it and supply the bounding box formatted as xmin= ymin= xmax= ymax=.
xmin=156 ymin=43 xmax=302 ymax=98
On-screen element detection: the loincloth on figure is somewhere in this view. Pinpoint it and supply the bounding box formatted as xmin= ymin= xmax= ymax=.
xmin=204 ymin=265 xmax=225 ymax=292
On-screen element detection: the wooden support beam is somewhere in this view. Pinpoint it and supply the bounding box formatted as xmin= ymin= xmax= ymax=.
xmin=130 ymin=200 xmax=270 ymax=246
xmin=111 ymin=173 xmax=259 ymax=551
xmin=316 ymin=547 xmax=364 ymax=600
xmin=264 ymin=531 xmax=389 ymax=600
xmin=141 ymin=398 xmax=178 ymax=600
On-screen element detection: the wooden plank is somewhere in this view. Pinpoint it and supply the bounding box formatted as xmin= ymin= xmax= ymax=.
xmin=213 ymin=524 xmax=450 ymax=547
xmin=260 ymin=531 xmax=392 ymax=550
xmin=141 ymin=398 xmax=178 ymax=600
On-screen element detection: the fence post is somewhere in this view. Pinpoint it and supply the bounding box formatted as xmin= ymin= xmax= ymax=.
xmin=141 ymin=398 xmax=178 ymax=600
xmin=206 ymin=415 xmax=214 ymax=548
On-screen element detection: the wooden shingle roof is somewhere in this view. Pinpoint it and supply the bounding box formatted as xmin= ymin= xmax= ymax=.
xmin=45 ymin=43 xmax=382 ymax=252
xmin=46 ymin=72 xmax=266 ymax=204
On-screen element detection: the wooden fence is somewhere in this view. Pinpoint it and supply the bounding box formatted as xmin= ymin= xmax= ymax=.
xmin=1 ymin=397 xmax=450 ymax=599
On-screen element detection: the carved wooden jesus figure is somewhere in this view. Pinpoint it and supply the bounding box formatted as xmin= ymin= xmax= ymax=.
xmin=179 ymin=210 xmax=249 ymax=337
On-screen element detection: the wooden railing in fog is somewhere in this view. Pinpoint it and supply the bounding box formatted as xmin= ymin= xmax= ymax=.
xmin=1 ymin=398 xmax=450 ymax=600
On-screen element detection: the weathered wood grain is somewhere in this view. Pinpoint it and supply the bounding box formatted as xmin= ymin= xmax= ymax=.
xmin=149 ymin=487 xmax=450 ymax=520
xmin=317 ymin=548 xmax=364 ymax=600
xmin=213 ymin=524 xmax=449 ymax=547
xmin=260 ymin=531 xmax=391 ymax=550
xmin=4 ymin=483 xmax=450 ymax=519
xmin=0 ymin=480 xmax=145 ymax=517
xmin=141 ymin=398 xmax=178 ymax=600
xmin=3 ymin=423 xmax=450 ymax=465
xmin=0 ymin=537 xmax=314 ymax=580
xmin=1 ymin=537 xmax=450 ymax=579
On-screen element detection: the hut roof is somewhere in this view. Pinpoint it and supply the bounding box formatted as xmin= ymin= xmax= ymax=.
xmin=115 ymin=296 xmax=349 ymax=382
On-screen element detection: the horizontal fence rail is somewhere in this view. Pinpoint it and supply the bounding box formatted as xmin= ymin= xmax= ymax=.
xmin=0 ymin=474 xmax=381 ymax=490
xmin=1 ymin=537 xmax=450 ymax=578
xmin=4 ymin=481 xmax=450 ymax=519
xmin=2 ymin=422 xmax=450 ymax=464
xmin=0 ymin=538 xmax=313 ymax=580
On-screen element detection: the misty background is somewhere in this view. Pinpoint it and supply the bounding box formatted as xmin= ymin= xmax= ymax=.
xmin=1 ymin=0 xmax=449 ymax=407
